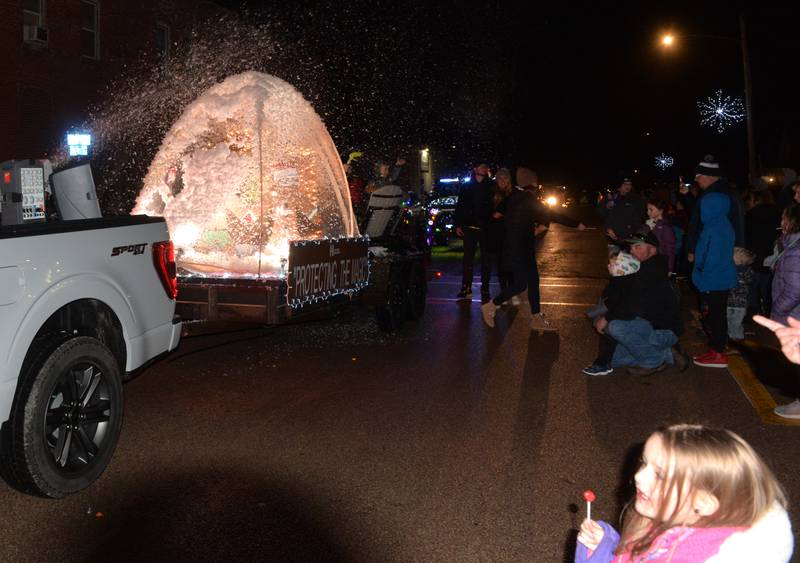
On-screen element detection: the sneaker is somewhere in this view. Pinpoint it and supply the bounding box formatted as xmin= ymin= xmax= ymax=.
xmin=692 ymin=350 xmax=728 ymax=368
xmin=510 ymin=295 xmax=522 ymax=307
xmin=628 ymin=362 xmax=667 ymax=376
xmin=481 ymin=301 xmax=497 ymax=328
xmin=671 ymin=347 xmax=690 ymax=372
xmin=774 ymin=399 xmax=800 ymax=420
xmin=456 ymin=286 xmax=473 ymax=299
xmin=582 ymin=363 xmax=614 ymax=376
xmin=530 ymin=313 xmax=557 ymax=331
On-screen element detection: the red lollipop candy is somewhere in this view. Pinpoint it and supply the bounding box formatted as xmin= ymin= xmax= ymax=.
xmin=583 ymin=489 xmax=596 ymax=520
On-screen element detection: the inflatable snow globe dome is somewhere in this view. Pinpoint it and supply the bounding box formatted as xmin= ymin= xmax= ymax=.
xmin=133 ymin=71 xmax=357 ymax=278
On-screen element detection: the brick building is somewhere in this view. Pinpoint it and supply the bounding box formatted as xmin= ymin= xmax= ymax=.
xmin=0 ymin=0 xmax=229 ymax=160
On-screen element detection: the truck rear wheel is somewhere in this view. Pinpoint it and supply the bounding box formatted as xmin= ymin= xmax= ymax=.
xmin=405 ymin=261 xmax=427 ymax=320
xmin=1 ymin=336 xmax=123 ymax=498
xmin=375 ymin=267 xmax=408 ymax=332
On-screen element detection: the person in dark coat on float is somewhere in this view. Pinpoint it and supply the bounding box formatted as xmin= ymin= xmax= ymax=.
xmin=481 ymin=175 xmax=586 ymax=331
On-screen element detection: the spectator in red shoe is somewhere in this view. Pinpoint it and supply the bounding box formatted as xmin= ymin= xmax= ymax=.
xmin=692 ymin=192 xmax=736 ymax=368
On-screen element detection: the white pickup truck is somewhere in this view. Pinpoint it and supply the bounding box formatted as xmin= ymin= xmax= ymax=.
xmin=0 ymin=215 xmax=181 ymax=497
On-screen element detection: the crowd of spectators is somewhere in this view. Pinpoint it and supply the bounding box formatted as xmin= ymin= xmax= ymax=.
xmin=590 ymin=156 xmax=800 ymax=419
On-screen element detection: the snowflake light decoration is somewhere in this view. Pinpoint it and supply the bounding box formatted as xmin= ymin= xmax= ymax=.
xmin=698 ymin=90 xmax=745 ymax=133
xmin=654 ymin=153 xmax=674 ymax=170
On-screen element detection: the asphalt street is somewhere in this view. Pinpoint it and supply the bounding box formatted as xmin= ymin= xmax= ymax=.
xmin=0 ymin=209 xmax=797 ymax=562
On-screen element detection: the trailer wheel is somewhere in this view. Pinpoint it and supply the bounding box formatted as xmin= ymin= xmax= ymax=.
xmin=405 ymin=261 xmax=427 ymax=320
xmin=375 ymin=268 xmax=407 ymax=332
xmin=1 ymin=336 xmax=123 ymax=498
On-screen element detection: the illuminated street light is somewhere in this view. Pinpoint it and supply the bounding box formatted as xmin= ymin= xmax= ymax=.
xmin=656 ymin=15 xmax=757 ymax=184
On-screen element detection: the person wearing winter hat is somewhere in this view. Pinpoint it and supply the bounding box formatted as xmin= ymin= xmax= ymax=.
xmin=600 ymin=175 xmax=646 ymax=242
xmin=590 ymin=231 xmax=686 ymax=376
xmin=583 ymin=250 xmax=641 ymax=376
xmin=692 ymin=192 xmax=737 ymax=368
xmin=686 ymin=155 xmax=745 ymax=262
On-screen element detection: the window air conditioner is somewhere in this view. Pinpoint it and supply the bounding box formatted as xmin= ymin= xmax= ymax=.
xmin=23 ymin=25 xmax=48 ymax=44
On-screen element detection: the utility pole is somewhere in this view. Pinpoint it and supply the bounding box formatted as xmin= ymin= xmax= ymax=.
xmin=740 ymin=12 xmax=757 ymax=185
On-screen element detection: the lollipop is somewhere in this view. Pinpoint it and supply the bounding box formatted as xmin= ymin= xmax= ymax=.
xmin=583 ymin=489 xmax=596 ymax=520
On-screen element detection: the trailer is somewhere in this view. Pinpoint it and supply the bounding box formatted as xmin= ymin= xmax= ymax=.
xmin=175 ymin=184 xmax=429 ymax=332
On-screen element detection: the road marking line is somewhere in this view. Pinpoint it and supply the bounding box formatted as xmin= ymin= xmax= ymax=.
xmin=727 ymin=355 xmax=800 ymax=426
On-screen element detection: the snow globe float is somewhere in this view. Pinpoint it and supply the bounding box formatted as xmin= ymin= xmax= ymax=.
xmin=133 ymin=71 xmax=357 ymax=278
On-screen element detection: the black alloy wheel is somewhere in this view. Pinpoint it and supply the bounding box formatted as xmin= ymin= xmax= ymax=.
xmin=45 ymin=361 xmax=113 ymax=474
xmin=1 ymin=336 xmax=123 ymax=498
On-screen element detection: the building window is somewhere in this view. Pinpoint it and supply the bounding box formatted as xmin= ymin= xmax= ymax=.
xmin=156 ymin=22 xmax=170 ymax=62
xmin=23 ymin=0 xmax=44 ymax=27
xmin=81 ymin=0 xmax=98 ymax=59
xmin=23 ymin=0 xmax=48 ymax=45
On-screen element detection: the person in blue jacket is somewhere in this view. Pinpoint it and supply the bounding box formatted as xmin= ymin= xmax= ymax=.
xmin=692 ymin=191 xmax=736 ymax=368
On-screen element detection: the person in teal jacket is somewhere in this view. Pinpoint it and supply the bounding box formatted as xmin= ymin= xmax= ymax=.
xmin=692 ymin=192 xmax=737 ymax=368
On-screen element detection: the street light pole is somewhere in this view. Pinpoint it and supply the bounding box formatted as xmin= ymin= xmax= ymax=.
xmin=739 ymin=13 xmax=757 ymax=184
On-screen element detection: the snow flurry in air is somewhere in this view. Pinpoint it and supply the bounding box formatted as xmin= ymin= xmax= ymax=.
xmin=698 ymin=90 xmax=745 ymax=133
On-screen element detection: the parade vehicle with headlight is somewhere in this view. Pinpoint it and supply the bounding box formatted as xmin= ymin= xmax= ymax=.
xmin=132 ymin=72 xmax=429 ymax=334
xmin=0 ymin=159 xmax=182 ymax=498
xmin=537 ymin=185 xmax=573 ymax=209
xmin=426 ymin=195 xmax=458 ymax=246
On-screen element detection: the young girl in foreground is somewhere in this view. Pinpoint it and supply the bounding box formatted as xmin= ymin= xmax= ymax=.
xmin=575 ymin=424 xmax=793 ymax=562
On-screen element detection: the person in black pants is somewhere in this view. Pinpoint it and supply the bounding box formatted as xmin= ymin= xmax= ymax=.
xmin=481 ymin=185 xmax=585 ymax=330
xmin=453 ymin=162 xmax=495 ymax=301
xmin=482 ymin=168 xmax=513 ymax=300
xmin=691 ymin=191 xmax=737 ymax=368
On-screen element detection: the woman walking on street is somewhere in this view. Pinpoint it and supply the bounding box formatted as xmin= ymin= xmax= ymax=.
xmin=481 ymin=177 xmax=586 ymax=331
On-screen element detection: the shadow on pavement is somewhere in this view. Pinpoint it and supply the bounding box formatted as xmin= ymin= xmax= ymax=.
xmin=513 ymin=331 xmax=559 ymax=457
xmin=79 ymin=470 xmax=356 ymax=562
xmin=733 ymin=339 xmax=800 ymax=397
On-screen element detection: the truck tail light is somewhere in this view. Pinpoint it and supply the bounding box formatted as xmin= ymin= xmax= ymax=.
xmin=152 ymin=240 xmax=178 ymax=300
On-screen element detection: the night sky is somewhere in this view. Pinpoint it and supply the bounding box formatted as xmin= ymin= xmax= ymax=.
xmin=215 ymin=2 xmax=799 ymax=188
